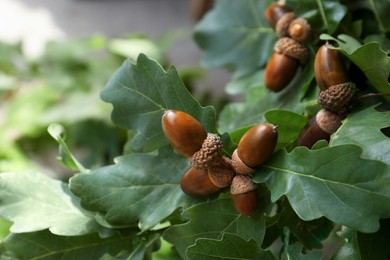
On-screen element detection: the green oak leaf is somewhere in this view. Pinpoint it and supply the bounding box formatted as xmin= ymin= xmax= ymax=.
xmin=278 ymin=200 xmax=333 ymax=249
xmin=0 ymin=229 xmax=160 ymax=259
xmin=163 ymin=198 xmax=266 ymax=260
xmin=319 ymin=34 xmax=390 ymax=100
xmin=69 ymin=147 xmax=201 ymax=231
xmin=253 ymin=145 xmax=390 ymax=233
xmin=194 ymin=0 xmax=276 ymax=77
xmin=186 ymin=233 xmax=275 ymax=260
xmin=100 ymin=54 xmax=216 ymax=153
xmin=281 ymin=243 xmax=322 ymax=260
xmin=265 ymin=110 xmax=308 ymax=150
xmin=218 ymin=76 xmax=308 ymax=132
xmin=0 ymin=171 xmax=100 ymax=236
xmin=331 ymin=105 xmax=390 ymax=165
xmin=286 ymin=0 xmax=347 ymax=34
xmin=48 ymin=123 xmax=88 ymax=173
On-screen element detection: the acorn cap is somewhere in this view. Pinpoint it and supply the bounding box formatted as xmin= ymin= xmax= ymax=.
xmin=275 ymin=12 xmax=295 ymax=37
xmin=274 ymin=37 xmax=309 ymax=64
xmin=191 ymin=133 xmax=222 ymax=169
xmin=316 ymin=109 xmax=342 ymax=134
xmin=208 ymin=157 xmax=235 ymax=188
xmin=318 ymin=82 xmax=358 ymax=115
xmin=230 ymin=175 xmax=257 ymax=195
xmin=288 ymin=18 xmax=312 ymax=42
xmin=231 ymin=149 xmax=254 ymax=175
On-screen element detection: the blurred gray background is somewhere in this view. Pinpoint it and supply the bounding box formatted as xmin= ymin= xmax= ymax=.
xmin=0 ymin=0 xmax=229 ymax=98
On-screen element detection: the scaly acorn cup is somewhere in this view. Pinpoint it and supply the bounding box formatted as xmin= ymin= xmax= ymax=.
xmin=162 ymin=109 xmax=207 ymax=158
xmin=231 ymin=123 xmax=278 ymax=174
xmin=264 ymin=37 xmax=309 ymax=92
xmin=317 ymin=82 xmax=358 ymax=116
xmin=314 ymin=43 xmax=349 ymax=91
xmin=230 ymin=175 xmax=258 ymax=216
xmin=207 ymin=156 xmax=235 ymax=188
xmin=180 ymin=167 xmax=221 ymax=197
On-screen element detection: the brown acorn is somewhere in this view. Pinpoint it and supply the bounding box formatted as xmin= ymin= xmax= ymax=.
xmin=297 ymin=115 xmax=330 ymax=148
xmin=230 ymin=175 xmax=258 ymax=216
xmin=231 ymin=123 xmax=278 ymax=174
xmin=275 ymin=12 xmax=296 ymax=37
xmin=265 ymin=3 xmax=293 ymax=29
xmin=162 ymin=110 xmax=207 ymax=158
xmin=180 ymin=167 xmax=220 ymax=197
xmin=314 ymin=43 xmax=349 ymax=91
xmin=265 ymin=37 xmax=309 ymax=92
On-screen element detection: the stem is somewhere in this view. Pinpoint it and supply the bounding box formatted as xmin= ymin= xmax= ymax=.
xmin=368 ymin=0 xmax=386 ymax=35
xmin=316 ymin=0 xmax=328 ymax=32
xmin=357 ymin=93 xmax=390 ymax=100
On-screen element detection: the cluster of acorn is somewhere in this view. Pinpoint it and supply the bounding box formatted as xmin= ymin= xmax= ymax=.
xmin=162 ymin=110 xmax=278 ymax=216
xmin=264 ymin=2 xmax=312 ymax=92
xmin=297 ymin=43 xmax=359 ymax=148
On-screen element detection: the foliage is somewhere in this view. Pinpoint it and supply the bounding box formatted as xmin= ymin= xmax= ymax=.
xmin=0 ymin=0 xmax=389 ymax=259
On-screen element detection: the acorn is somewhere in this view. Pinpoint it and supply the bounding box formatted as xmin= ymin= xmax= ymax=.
xmin=297 ymin=114 xmax=331 ymax=148
xmin=180 ymin=167 xmax=220 ymax=197
xmin=288 ymin=18 xmax=312 ymax=42
xmin=275 ymin=12 xmax=296 ymax=38
xmin=264 ymin=37 xmax=309 ymax=92
xmin=162 ymin=110 xmax=207 ymax=158
xmin=230 ymin=175 xmax=258 ymax=216
xmin=317 ymin=82 xmax=358 ymax=115
xmin=264 ymin=3 xmax=293 ymax=29
xmin=231 ymin=123 xmax=278 ymax=174
xmin=314 ymin=43 xmax=349 ymax=91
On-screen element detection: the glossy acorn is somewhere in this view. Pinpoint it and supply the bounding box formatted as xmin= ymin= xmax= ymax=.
xmin=314 ymin=43 xmax=349 ymax=91
xmin=231 ymin=123 xmax=278 ymax=174
xmin=162 ymin=110 xmax=207 ymax=158
xmin=296 ymin=115 xmax=330 ymax=148
xmin=180 ymin=167 xmax=221 ymax=197
xmin=230 ymin=175 xmax=258 ymax=216
xmin=264 ymin=37 xmax=309 ymax=92
xmin=265 ymin=3 xmax=293 ymax=29
xmin=264 ymin=52 xmax=299 ymax=92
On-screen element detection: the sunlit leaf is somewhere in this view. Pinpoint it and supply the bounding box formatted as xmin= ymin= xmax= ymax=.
xmin=100 ymin=54 xmax=216 ymax=153
xmin=0 ymin=229 xmax=160 ymax=259
xmin=0 ymin=171 xmax=99 ymax=236
xmin=48 ymin=124 xmax=87 ymax=172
